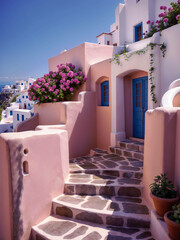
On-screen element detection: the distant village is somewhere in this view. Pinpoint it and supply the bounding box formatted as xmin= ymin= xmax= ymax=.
xmin=0 ymin=78 xmax=35 ymax=133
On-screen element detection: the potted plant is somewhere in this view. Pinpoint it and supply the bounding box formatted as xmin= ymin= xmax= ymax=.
xmin=150 ymin=173 xmax=179 ymax=216
xmin=164 ymin=203 xmax=180 ymax=240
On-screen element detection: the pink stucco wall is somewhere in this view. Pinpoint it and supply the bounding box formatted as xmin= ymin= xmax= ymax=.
xmin=0 ymin=129 xmax=69 ymax=239
xmin=36 ymin=92 xmax=96 ymax=158
xmin=173 ymin=93 xmax=180 ymax=107
xmin=175 ymin=110 xmax=180 ymax=194
xmin=48 ymin=42 xmax=118 ymax=91
xmin=143 ymin=108 xmax=179 ymax=207
xmin=0 ymin=137 xmax=13 ymax=240
xmin=90 ymin=59 xmax=112 ymax=150
xmin=34 ymin=102 xmax=66 ymax=125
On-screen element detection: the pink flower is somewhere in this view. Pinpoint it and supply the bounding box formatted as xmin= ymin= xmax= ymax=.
xmin=44 ymin=83 xmax=49 ymax=88
xmin=146 ymin=20 xmax=151 ymax=24
xmin=160 ymin=6 xmax=164 ymax=10
xmin=168 ymin=7 xmax=174 ymax=12
xmin=70 ymin=87 xmax=74 ymax=92
xmin=83 ymin=77 xmax=87 ymax=81
xmin=151 ymin=21 xmax=154 ymax=25
xmin=163 ymin=6 xmax=167 ymax=10
xmin=41 ymin=88 xmax=45 ymax=92
xmin=29 ymin=97 xmax=32 ymax=101
xmin=67 ymin=71 xmax=74 ymax=78
xmin=57 ymin=65 xmax=59 ymax=68
xmin=78 ymin=71 xmax=82 ymax=76
xmin=52 ymin=85 xmax=56 ymax=89
xmin=45 ymin=96 xmax=48 ymax=99
xmin=73 ymin=72 xmax=77 ymax=77
xmin=53 ymin=99 xmax=57 ymax=102
xmin=52 ymin=73 xmax=56 ymax=78
xmin=49 ymin=71 xmax=53 ymax=74
xmin=176 ymin=14 xmax=180 ymax=21
xmin=163 ymin=18 xmax=168 ymax=23
xmin=49 ymin=87 xmax=53 ymax=92
xmin=178 ymin=0 xmax=180 ymax=5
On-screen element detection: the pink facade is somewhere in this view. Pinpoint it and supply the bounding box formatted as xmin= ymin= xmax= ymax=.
xmin=0 ymin=129 xmax=69 ymax=239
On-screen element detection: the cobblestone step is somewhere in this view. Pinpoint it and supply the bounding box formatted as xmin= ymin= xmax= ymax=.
xmin=64 ymin=182 xmax=144 ymax=198
xmin=109 ymin=147 xmax=144 ymax=161
xmin=32 ymin=215 xmax=152 ymax=240
xmin=52 ymin=194 xmax=150 ymax=229
xmin=118 ymin=140 xmax=144 ymax=152
xmin=31 ymin=149 xmax=155 ymax=240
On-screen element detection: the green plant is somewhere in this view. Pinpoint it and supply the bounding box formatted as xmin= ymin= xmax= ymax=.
xmin=150 ymin=173 xmax=177 ymax=198
xmin=168 ymin=203 xmax=180 ymax=223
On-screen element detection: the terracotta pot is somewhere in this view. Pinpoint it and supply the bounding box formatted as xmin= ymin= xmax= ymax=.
xmin=150 ymin=192 xmax=179 ymax=217
xmin=164 ymin=211 xmax=180 ymax=240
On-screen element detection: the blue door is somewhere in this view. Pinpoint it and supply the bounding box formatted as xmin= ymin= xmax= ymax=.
xmin=133 ymin=77 xmax=148 ymax=139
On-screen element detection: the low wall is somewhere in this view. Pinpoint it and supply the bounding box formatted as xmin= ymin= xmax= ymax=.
xmin=16 ymin=113 xmax=39 ymax=132
xmin=34 ymin=102 xmax=66 ymax=125
xmin=36 ymin=92 xmax=96 ymax=158
xmin=143 ymin=107 xmax=179 ymax=207
xmin=0 ymin=129 xmax=69 ymax=240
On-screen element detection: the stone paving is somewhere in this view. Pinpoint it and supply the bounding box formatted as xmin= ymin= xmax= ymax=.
xmin=32 ymin=140 xmax=156 ymax=240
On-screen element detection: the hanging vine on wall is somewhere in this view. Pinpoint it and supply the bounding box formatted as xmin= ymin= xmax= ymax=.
xmin=111 ymin=42 xmax=167 ymax=103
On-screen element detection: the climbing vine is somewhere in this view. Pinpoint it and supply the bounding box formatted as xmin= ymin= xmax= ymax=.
xmin=111 ymin=42 xmax=166 ymax=103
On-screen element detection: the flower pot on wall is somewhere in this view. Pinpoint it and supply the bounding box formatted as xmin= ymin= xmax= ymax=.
xmin=150 ymin=192 xmax=179 ymax=217
xmin=164 ymin=211 xmax=180 ymax=240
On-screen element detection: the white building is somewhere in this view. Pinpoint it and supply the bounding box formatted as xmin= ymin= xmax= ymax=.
xmin=97 ymin=0 xmax=173 ymax=46
xmin=13 ymin=109 xmax=34 ymax=130
xmin=0 ymin=78 xmax=36 ymax=133
xmin=16 ymin=91 xmax=35 ymax=110
xmin=1 ymin=85 xmax=20 ymax=94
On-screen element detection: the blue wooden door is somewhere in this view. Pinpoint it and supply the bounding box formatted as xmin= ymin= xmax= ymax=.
xmin=133 ymin=77 xmax=148 ymax=139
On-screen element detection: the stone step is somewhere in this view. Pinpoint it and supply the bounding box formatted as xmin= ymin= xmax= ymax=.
xmin=32 ymin=215 xmax=152 ymax=240
xmin=67 ymin=173 xmax=143 ymax=185
xmin=64 ymin=182 xmax=144 ymax=198
xmin=70 ymin=168 xmax=143 ymax=180
xmin=109 ymin=147 xmax=144 ymax=161
xmin=118 ymin=140 xmax=144 ymax=152
xmin=52 ymin=194 xmax=150 ymax=229
xmin=70 ymin=153 xmax=143 ymax=173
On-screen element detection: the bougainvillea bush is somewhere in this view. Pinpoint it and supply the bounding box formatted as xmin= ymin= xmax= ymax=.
xmin=144 ymin=0 xmax=180 ymax=39
xmin=28 ymin=63 xmax=87 ymax=103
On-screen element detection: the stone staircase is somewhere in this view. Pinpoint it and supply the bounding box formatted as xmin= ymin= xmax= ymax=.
xmin=32 ymin=139 xmax=155 ymax=240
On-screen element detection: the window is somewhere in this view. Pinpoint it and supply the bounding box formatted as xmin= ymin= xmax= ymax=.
xmin=28 ymin=103 xmax=30 ymax=107
xmin=22 ymin=96 xmax=24 ymax=98
xmin=113 ymin=43 xmax=117 ymax=46
xmin=21 ymin=83 xmax=23 ymax=85
xmin=29 ymin=83 xmax=32 ymax=85
xmin=116 ymin=26 xmax=119 ymax=30
xmin=26 ymin=96 xmax=28 ymax=99
xmin=17 ymin=114 xmax=19 ymax=121
xmin=107 ymin=41 xmax=110 ymax=45
xmin=31 ymin=113 xmax=34 ymax=117
xmin=135 ymin=22 xmax=143 ymax=42
xmin=22 ymin=115 xmax=24 ymax=121
xmin=136 ymin=0 xmax=140 ymax=2
xmin=10 ymin=110 xmax=13 ymax=116
xmin=101 ymin=81 xmax=109 ymax=106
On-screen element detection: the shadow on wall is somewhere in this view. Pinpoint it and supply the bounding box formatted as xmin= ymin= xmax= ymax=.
xmin=9 ymin=143 xmax=24 ymax=239
xmin=68 ymin=93 xmax=96 ymax=158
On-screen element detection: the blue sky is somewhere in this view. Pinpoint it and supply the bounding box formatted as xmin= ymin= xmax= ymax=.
xmin=0 ymin=0 xmax=124 ymax=84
